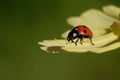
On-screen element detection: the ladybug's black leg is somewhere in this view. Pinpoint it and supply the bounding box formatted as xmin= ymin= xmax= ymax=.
xmin=89 ymin=37 xmax=94 ymax=45
xmin=75 ymin=38 xmax=79 ymax=46
xmin=71 ymin=39 xmax=74 ymax=43
xmin=66 ymin=39 xmax=74 ymax=44
xmin=80 ymin=37 xmax=83 ymax=45
xmin=66 ymin=40 xmax=70 ymax=44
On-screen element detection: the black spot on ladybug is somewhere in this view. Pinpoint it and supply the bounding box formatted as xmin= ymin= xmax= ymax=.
xmin=83 ymin=26 xmax=87 ymax=28
xmin=83 ymin=30 xmax=87 ymax=33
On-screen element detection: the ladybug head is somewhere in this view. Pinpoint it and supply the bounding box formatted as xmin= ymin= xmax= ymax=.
xmin=66 ymin=27 xmax=79 ymax=44
xmin=67 ymin=32 xmax=78 ymax=43
xmin=67 ymin=35 xmax=72 ymax=42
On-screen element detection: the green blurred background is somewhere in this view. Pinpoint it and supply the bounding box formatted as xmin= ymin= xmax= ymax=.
xmin=0 ymin=0 xmax=120 ymax=80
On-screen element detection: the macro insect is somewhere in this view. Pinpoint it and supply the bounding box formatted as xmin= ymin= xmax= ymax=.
xmin=66 ymin=25 xmax=94 ymax=46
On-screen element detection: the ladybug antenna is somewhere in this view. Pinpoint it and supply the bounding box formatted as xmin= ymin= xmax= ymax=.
xmin=65 ymin=37 xmax=68 ymax=44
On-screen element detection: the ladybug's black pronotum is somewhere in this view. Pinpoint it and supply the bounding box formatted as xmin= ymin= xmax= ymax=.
xmin=66 ymin=25 xmax=94 ymax=46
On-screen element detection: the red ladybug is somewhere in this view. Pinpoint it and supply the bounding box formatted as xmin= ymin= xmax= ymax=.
xmin=66 ymin=25 xmax=94 ymax=46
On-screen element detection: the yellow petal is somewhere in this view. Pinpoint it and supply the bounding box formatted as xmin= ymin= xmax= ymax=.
xmin=91 ymin=42 xmax=120 ymax=53
xmin=103 ymin=5 xmax=120 ymax=19
xmin=92 ymin=32 xmax=118 ymax=47
xmin=38 ymin=39 xmax=66 ymax=47
xmin=67 ymin=9 xmax=117 ymax=37
xmin=61 ymin=46 xmax=91 ymax=53
xmin=67 ymin=9 xmax=116 ymax=29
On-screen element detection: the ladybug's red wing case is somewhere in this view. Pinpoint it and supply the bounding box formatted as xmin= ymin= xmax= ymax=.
xmin=77 ymin=25 xmax=93 ymax=38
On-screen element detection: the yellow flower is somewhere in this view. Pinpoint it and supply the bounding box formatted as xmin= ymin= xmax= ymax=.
xmin=38 ymin=5 xmax=120 ymax=54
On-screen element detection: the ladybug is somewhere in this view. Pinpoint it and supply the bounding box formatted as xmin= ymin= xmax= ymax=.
xmin=66 ymin=25 xmax=94 ymax=46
